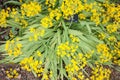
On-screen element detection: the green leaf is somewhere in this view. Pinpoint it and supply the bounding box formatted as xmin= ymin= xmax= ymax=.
xmin=3 ymin=1 xmax=21 ymax=6
xmin=86 ymin=24 xmax=92 ymax=34
xmin=68 ymin=29 xmax=83 ymax=36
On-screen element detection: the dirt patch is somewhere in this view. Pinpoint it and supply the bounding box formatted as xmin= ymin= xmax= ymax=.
xmin=0 ymin=63 xmax=41 ymax=80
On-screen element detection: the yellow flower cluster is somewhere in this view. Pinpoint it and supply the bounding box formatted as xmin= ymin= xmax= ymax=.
xmin=6 ymin=68 xmax=19 ymax=79
xmin=71 ymin=72 xmax=86 ymax=80
xmin=61 ymin=0 xmax=84 ymax=19
xmin=112 ymin=42 xmax=120 ymax=65
xmin=36 ymin=50 xmax=42 ymax=57
xmin=98 ymin=33 xmax=106 ymax=40
xmin=106 ymin=23 xmax=118 ymax=33
xmin=90 ymin=65 xmax=111 ymax=80
xmin=41 ymin=16 xmax=53 ymax=28
xmin=9 ymin=8 xmax=18 ymax=18
xmin=90 ymin=9 xmax=101 ymax=25
xmin=84 ymin=3 xmax=93 ymax=12
xmin=45 ymin=0 xmax=56 ymax=8
xmin=79 ymin=13 xmax=86 ymax=20
xmin=29 ymin=28 xmax=45 ymax=41
xmin=57 ymin=42 xmax=78 ymax=57
xmin=103 ymin=2 xmax=120 ymax=24
xmin=114 ymin=5 xmax=120 ymax=23
xmin=108 ymin=36 xmax=117 ymax=42
xmin=19 ymin=19 xmax=28 ymax=28
xmin=65 ymin=53 xmax=87 ymax=80
xmin=21 ymin=2 xmax=41 ymax=17
xmin=20 ymin=56 xmax=44 ymax=77
xmin=0 ymin=9 xmax=9 ymax=27
xmin=78 ymin=1 xmax=120 ymax=26
xmin=42 ymin=71 xmax=53 ymax=80
xmin=49 ymin=9 xmax=62 ymax=20
xmin=96 ymin=44 xmax=112 ymax=63
xmin=9 ymin=30 xmax=14 ymax=38
xmin=69 ymin=34 xmax=79 ymax=42
xmin=19 ymin=0 xmax=22 ymax=2
xmin=5 ymin=40 xmax=23 ymax=56
xmin=41 ymin=9 xmax=61 ymax=28
xmin=97 ymin=44 xmax=109 ymax=53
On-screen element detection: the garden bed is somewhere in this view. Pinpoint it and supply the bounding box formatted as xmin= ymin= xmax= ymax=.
xmin=0 ymin=0 xmax=120 ymax=80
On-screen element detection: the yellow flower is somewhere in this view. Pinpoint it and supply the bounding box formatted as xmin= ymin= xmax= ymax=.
xmin=106 ymin=24 xmax=118 ymax=33
xmin=90 ymin=12 xmax=100 ymax=25
xmin=79 ymin=13 xmax=86 ymax=20
xmin=20 ymin=19 xmax=28 ymax=28
xmin=21 ymin=2 xmax=41 ymax=17
xmin=108 ymin=36 xmax=116 ymax=42
xmin=29 ymin=28 xmax=45 ymax=41
xmin=49 ymin=9 xmax=61 ymax=20
xmin=0 ymin=9 xmax=9 ymax=27
xmin=10 ymin=8 xmax=18 ymax=18
xmin=91 ymin=65 xmax=111 ymax=80
xmin=5 ymin=40 xmax=10 ymax=50
xmin=6 ymin=68 xmax=19 ymax=79
xmin=41 ymin=16 xmax=53 ymax=28
xmin=45 ymin=0 xmax=56 ymax=8
xmin=19 ymin=0 xmax=22 ymax=2
xmin=9 ymin=30 xmax=14 ymax=38
xmin=78 ymin=72 xmax=84 ymax=80
xmin=65 ymin=53 xmax=87 ymax=80
xmin=96 ymin=44 xmax=112 ymax=63
xmin=57 ymin=42 xmax=78 ymax=57
xmin=42 ymin=74 xmax=49 ymax=80
xmin=5 ymin=40 xmax=23 ymax=56
xmin=29 ymin=28 xmax=35 ymax=33
xmin=20 ymin=56 xmax=43 ymax=77
xmin=98 ymin=33 xmax=106 ymax=40
xmin=61 ymin=0 xmax=84 ymax=19
xmin=97 ymin=44 xmax=109 ymax=53
xmin=36 ymin=51 xmax=42 ymax=57
xmin=69 ymin=34 xmax=79 ymax=42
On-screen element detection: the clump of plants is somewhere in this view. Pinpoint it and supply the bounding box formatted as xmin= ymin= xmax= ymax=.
xmin=0 ymin=0 xmax=120 ymax=80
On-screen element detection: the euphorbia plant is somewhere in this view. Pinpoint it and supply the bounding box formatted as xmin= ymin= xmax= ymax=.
xmin=0 ymin=0 xmax=120 ymax=80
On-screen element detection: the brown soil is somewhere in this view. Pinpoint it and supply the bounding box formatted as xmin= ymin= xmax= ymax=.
xmin=0 ymin=63 xmax=40 ymax=80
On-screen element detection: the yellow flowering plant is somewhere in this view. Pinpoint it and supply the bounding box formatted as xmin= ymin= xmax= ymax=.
xmin=0 ymin=0 xmax=120 ymax=80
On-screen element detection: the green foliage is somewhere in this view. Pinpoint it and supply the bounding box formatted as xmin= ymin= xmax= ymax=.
xmin=0 ymin=0 xmax=120 ymax=80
